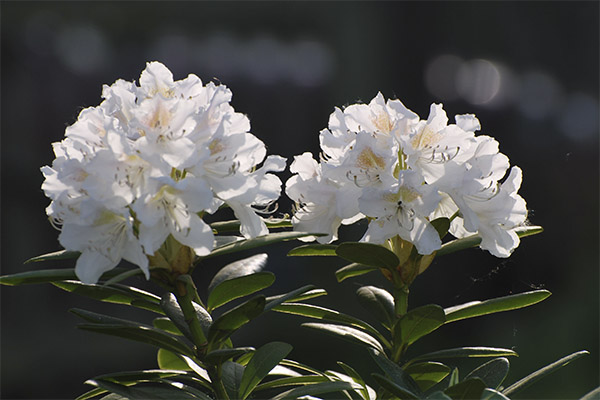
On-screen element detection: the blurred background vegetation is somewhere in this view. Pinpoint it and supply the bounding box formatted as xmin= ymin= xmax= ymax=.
xmin=1 ymin=2 xmax=598 ymax=399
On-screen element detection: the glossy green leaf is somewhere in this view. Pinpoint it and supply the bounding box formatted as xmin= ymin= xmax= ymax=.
xmin=481 ymin=388 xmax=510 ymax=400
xmin=404 ymin=362 xmax=451 ymax=392
xmin=157 ymin=348 xmax=191 ymax=370
xmin=444 ymin=378 xmax=486 ymax=399
xmin=398 ymin=304 xmax=446 ymax=346
xmin=356 ymin=285 xmax=395 ymax=327
xmin=464 ymin=358 xmax=509 ymax=389
xmin=160 ymin=293 xmax=212 ymax=342
xmin=444 ymin=290 xmax=551 ymax=323
xmin=271 ymin=381 xmax=357 ymax=400
xmin=77 ymin=387 xmax=107 ymax=400
xmin=302 ymin=322 xmax=384 ymax=353
xmin=335 ymin=263 xmax=379 ymax=282
xmin=25 ymin=249 xmax=80 ymax=263
xmin=280 ymin=358 xmax=325 ymax=376
xmin=273 ymin=302 xmax=389 ymax=347
xmin=52 ymin=280 xmax=163 ymax=313
xmin=153 ymin=317 xmax=182 ymax=336
xmin=337 ymin=361 xmax=371 ymax=400
xmin=221 ymin=361 xmax=245 ymax=399
xmin=264 ymin=285 xmax=316 ymax=311
xmin=204 ymin=231 xmax=324 ymax=259
xmin=502 ymin=350 xmax=589 ymax=396
xmin=370 ymin=349 xmax=422 ymax=395
xmin=448 ymin=368 xmax=459 ymax=386
xmin=208 ymin=295 xmax=266 ymax=347
xmin=204 ymin=347 xmax=255 ymax=365
xmin=372 ymin=373 xmax=419 ymax=399
xmin=88 ymin=379 xmax=199 ymax=399
xmin=437 ymin=225 xmax=543 ymax=257
xmin=336 ymin=242 xmax=400 ymax=270
xmin=207 ymin=272 xmax=275 ymax=312
xmin=210 ymin=218 xmax=292 ymax=234
xmin=254 ymin=375 xmax=330 ymax=391
xmin=266 ymin=288 xmax=327 ymax=303
xmin=0 ymin=267 xmax=124 ymax=286
xmin=207 ymin=254 xmax=268 ymax=293
xmin=239 ymin=342 xmax=293 ymax=399
xmin=406 ymin=347 xmax=518 ymax=366
xmin=287 ymin=244 xmax=338 ymax=256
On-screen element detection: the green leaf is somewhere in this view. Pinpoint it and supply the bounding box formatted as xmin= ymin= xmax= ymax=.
xmin=266 ymin=288 xmax=327 ymax=303
xmin=337 ymin=361 xmax=371 ymax=400
xmin=336 ymin=242 xmax=400 ymax=270
xmin=204 ymin=347 xmax=255 ymax=365
xmin=207 ymin=254 xmax=268 ymax=292
xmin=464 ymin=358 xmax=509 ymax=389
xmin=160 ymin=293 xmax=212 ymax=342
xmin=448 ymin=368 xmax=459 ymax=386
xmin=404 ymin=362 xmax=451 ymax=392
xmin=207 ymin=272 xmax=275 ymax=312
xmin=580 ymin=387 xmax=600 ymax=400
xmin=398 ymin=304 xmax=446 ymax=346
xmin=264 ymin=285 xmax=317 ymax=311
xmin=208 ymin=295 xmax=266 ymax=348
xmin=437 ymin=225 xmax=543 ymax=257
xmin=287 ymin=244 xmax=338 ymax=256
xmin=103 ymin=268 xmax=146 ymax=286
xmin=221 ymin=361 xmax=245 ymax=399
xmin=25 ymin=249 xmax=80 ymax=263
xmin=430 ymin=217 xmax=450 ymax=239
xmin=335 ymin=263 xmax=379 ymax=282
xmin=153 ymin=317 xmax=182 ymax=336
xmin=372 ymin=373 xmax=419 ymax=399
xmin=0 ymin=267 xmax=125 ymax=286
xmin=88 ymin=379 xmax=199 ymax=400
xmin=77 ymin=387 xmax=107 ymax=400
xmin=502 ymin=350 xmax=589 ymax=396
xmin=157 ymin=348 xmax=191 ymax=370
xmin=370 ymin=349 xmax=422 ymax=395
xmin=444 ymin=290 xmax=551 ymax=323
xmin=481 ymin=388 xmax=510 ymax=400
xmin=444 ymin=378 xmax=486 ymax=399
xmin=271 ymin=381 xmax=357 ymax=400
xmin=279 ymin=358 xmax=325 ymax=376
xmin=239 ymin=342 xmax=293 ymax=399
xmin=356 ymin=285 xmax=395 ymax=327
xmin=302 ymin=322 xmax=384 ymax=353
xmin=426 ymin=391 xmax=452 ymax=400
xmin=204 ymin=231 xmax=324 ymax=259
xmin=211 ymin=218 xmax=292 ymax=234
xmin=406 ymin=347 xmax=518 ymax=366
xmin=52 ymin=281 xmax=163 ymax=313
xmin=254 ymin=375 xmax=330 ymax=391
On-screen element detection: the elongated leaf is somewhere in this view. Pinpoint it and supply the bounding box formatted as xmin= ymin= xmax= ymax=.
xmin=205 ymin=347 xmax=255 ymax=365
xmin=179 ymin=355 xmax=212 ymax=383
xmin=398 ymin=304 xmax=446 ymax=346
xmin=406 ymin=347 xmax=518 ymax=366
xmin=336 ymin=242 xmax=399 ymax=270
xmin=336 ymin=263 xmax=379 ymax=282
xmin=481 ymin=388 xmax=510 ymax=400
xmin=160 ymin=292 xmax=212 ymax=342
xmin=444 ymin=290 xmax=551 ymax=323
xmin=280 ymin=358 xmax=326 ymax=376
xmin=426 ymin=391 xmax=452 ymax=400
xmin=103 ymin=268 xmax=146 ymax=286
xmin=437 ymin=225 xmax=543 ymax=257
xmin=239 ymin=342 xmax=293 ymax=399
xmin=77 ymin=387 xmax=106 ymax=400
xmin=204 ymin=232 xmax=324 ymax=259
xmin=266 ymin=288 xmax=327 ymax=303
xmin=502 ymin=350 xmax=589 ymax=396
xmin=153 ymin=317 xmax=182 ymax=336
xmin=254 ymin=375 xmax=330 ymax=391
xmin=211 ymin=219 xmax=292 ymax=234
xmin=404 ymin=362 xmax=451 ymax=392
xmin=287 ymin=244 xmax=338 ymax=256
xmin=0 ymin=267 xmax=125 ymax=286
xmin=444 ymin=378 xmax=486 ymax=399
xmin=370 ymin=349 xmax=422 ymax=395
xmin=52 ymin=281 xmax=163 ymax=313
xmin=208 ymin=296 xmax=266 ymax=348
xmin=302 ymin=323 xmax=384 ymax=353
xmin=207 ymin=272 xmax=275 ymax=312
xmin=356 ymin=286 xmax=395 ymax=327
xmin=271 ymin=381 xmax=357 ymax=400
xmin=264 ymin=285 xmax=316 ymax=311
xmin=273 ymin=302 xmax=389 ymax=347
xmin=337 ymin=361 xmax=372 ymax=400
xmin=580 ymin=387 xmax=600 ymax=400
xmin=448 ymin=368 xmax=459 ymax=386
xmin=25 ymin=249 xmax=80 ymax=263
xmin=70 ymin=308 xmax=140 ymax=326
xmin=221 ymin=361 xmax=245 ymax=399
xmin=157 ymin=348 xmax=191 ymax=370
xmin=464 ymin=358 xmax=509 ymax=389
xmin=88 ymin=379 xmax=199 ymax=400
xmin=79 ymin=323 xmax=195 ymax=357
xmin=208 ymin=254 xmax=268 ymax=293
xmin=372 ymin=373 xmax=419 ymax=399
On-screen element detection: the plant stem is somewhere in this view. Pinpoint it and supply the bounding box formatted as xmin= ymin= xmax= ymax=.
xmin=209 ymin=365 xmax=231 ymax=400
xmin=174 ymin=277 xmax=208 ymax=355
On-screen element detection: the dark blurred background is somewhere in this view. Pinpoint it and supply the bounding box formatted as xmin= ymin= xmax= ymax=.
xmin=1 ymin=2 xmax=598 ymax=399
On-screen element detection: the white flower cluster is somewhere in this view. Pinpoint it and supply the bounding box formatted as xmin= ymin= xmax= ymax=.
xmin=286 ymin=93 xmax=527 ymax=258
xmin=42 ymin=62 xmax=285 ymax=284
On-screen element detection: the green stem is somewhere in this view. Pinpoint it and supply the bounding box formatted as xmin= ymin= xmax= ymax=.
xmin=209 ymin=365 xmax=231 ymax=400
xmin=174 ymin=277 xmax=208 ymax=355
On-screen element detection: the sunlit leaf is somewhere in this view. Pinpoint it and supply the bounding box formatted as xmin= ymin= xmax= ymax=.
xmin=406 ymin=347 xmax=518 ymax=366
xmin=287 ymin=244 xmax=338 ymax=256
xmin=207 ymin=272 xmax=275 ymax=312
xmin=0 ymin=267 xmax=126 ymax=286
xmin=211 ymin=219 xmax=292 ymax=234
xmin=205 ymin=347 xmax=255 ymax=365
xmin=157 ymin=348 xmax=191 ymax=371
xmin=271 ymin=381 xmax=357 ymax=400
xmin=160 ymin=292 xmax=212 ymax=342
xmin=208 ymin=254 xmax=268 ymax=293
xmin=265 ymin=288 xmax=327 ymax=303
xmin=481 ymin=388 xmax=510 ymax=400
xmin=254 ymin=375 xmax=330 ymax=392
xmin=239 ymin=342 xmax=293 ymax=399
xmin=302 ymin=323 xmax=384 ymax=353
xmin=153 ymin=317 xmax=182 ymax=336
xmin=87 ymin=379 xmax=199 ymax=399
xmin=335 ymin=263 xmax=379 ymax=282
xmin=464 ymin=358 xmax=509 ymax=389
xmin=204 ymin=232 xmax=324 ymax=259
xmin=404 ymin=362 xmax=451 ymax=392
xmin=264 ymin=285 xmax=316 ymax=311
xmin=335 ymin=242 xmax=399 ymax=270
xmin=437 ymin=226 xmax=543 ymax=257
xmin=397 ymin=304 xmax=446 ymax=346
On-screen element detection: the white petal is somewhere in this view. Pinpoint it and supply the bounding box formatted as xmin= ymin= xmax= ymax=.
xmin=173 ymin=214 xmax=214 ymax=256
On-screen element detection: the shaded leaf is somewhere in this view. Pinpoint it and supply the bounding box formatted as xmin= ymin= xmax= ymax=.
xmin=370 ymin=349 xmax=422 ymax=395
xmin=239 ymin=342 xmax=293 ymax=399
xmin=426 ymin=391 xmax=452 ymax=400
xmin=25 ymin=249 xmax=80 ymax=263
xmin=481 ymin=388 xmax=510 ymax=400
xmin=430 ymin=217 xmax=450 ymax=239
xmin=437 ymin=226 xmax=543 ymax=257
xmin=254 ymin=375 xmax=330 ymax=392
xmin=302 ymin=323 xmax=384 ymax=353
xmin=265 ymin=288 xmax=327 ymax=303
xmin=287 ymin=244 xmax=338 ymax=256
xmin=406 ymin=347 xmax=518 ymax=366
xmin=271 ymin=381 xmax=357 ymax=400
xmin=207 ymin=272 xmax=275 ymax=312
xmin=204 ymin=232 xmax=324 ymax=259
xmin=205 ymin=347 xmax=255 ymax=365
xmin=444 ymin=378 xmax=486 ymax=399
xmin=103 ymin=268 xmax=145 ymax=286
xmin=464 ymin=358 xmax=509 ymax=389
xmin=160 ymin=292 xmax=212 ymax=342
xmin=221 ymin=361 xmax=245 ymax=399
xmin=356 ymin=286 xmax=395 ymax=327
xmin=211 ymin=219 xmax=292 ymax=234
xmin=580 ymin=387 xmax=600 ymax=400
xmin=280 ymin=358 xmax=326 ymax=376
xmin=153 ymin=317 xmax=182 ymax=336
xmin=337 ymin=361 xmax=372 ymax=400
xmin=208 ymin=254 xmax=268 ymax=293
xmin=502 ymin=350 xmax=589 ymax=396
xmin=372 ymin=373 xmax=419 ymax=399
xmin=444 ymin=290 xmax=551 ymax=323
xmin=398 ymin=304 xmax=446 ymax=346
xmin=336 ymin=242 xmax=399 ymax=270
xmin=264 ymin=285 xmax=316 ymax=311
xmin=404 ymin=362 xmax=451 ymax=392
xmin=77 ymin=388 xmax=107 ymax=400
xmin=208 ymin=296 xmax=266 ymax=348
xmin=336 ymin=263 xmax=379 ymax=282
xmin=88 ymin=379 xmax=198 ymax=399
xmin=0 ymin=267 xmax=125 ymax=286
xmin=157 ymin=348 xmax=191 ymax=370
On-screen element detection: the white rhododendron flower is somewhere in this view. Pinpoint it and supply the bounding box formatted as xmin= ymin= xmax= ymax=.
xmin=42 ymin=62 xmax=285 ymax=283
xmin=286 ymin=92 xmax=528 ymax=258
